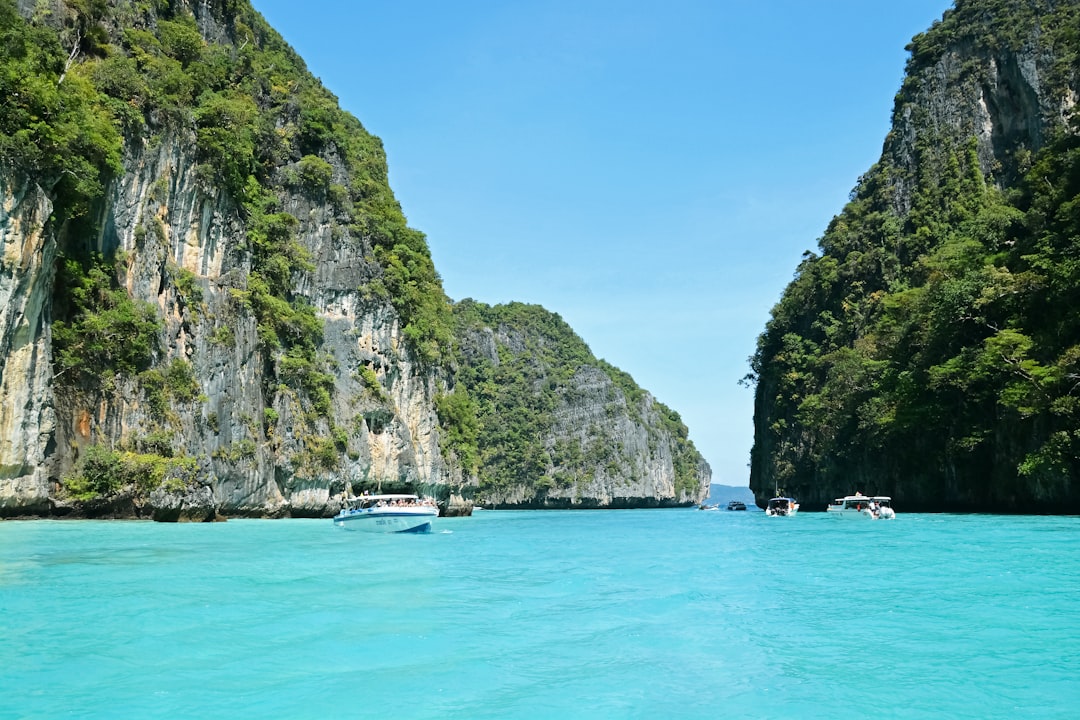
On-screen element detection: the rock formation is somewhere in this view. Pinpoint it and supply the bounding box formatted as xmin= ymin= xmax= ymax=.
xmin=750 ymin=0 xmax=1080 ymax=512
xmin=0 ymin=0 xmax=710 ymax=518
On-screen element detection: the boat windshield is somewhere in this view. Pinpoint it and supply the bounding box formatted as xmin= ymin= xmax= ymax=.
xmin=841 ymin=497 xmax=890 ymax=509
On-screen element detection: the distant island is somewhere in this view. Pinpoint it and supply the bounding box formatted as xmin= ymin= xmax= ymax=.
xmin=706 ymin=484 xmax=757 ymax=509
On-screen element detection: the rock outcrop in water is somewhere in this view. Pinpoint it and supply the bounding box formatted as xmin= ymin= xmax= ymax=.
xmin=0 ymin=0 xmax=710 ymax=518
xmin=749 ymin=0 xmax=1080 ymax=512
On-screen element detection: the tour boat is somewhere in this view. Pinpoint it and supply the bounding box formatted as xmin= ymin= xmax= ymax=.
xmin=765 ymin=497 xmax=799 ymax=516
xmin=726 ymin=500 xmax=747 ymax=511
xmin=826 ymin=494 xmax=896 ymax=520
xmin=332 ymin=494 xmax=438 ymax=533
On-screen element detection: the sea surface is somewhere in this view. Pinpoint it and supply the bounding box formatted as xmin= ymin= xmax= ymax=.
xmin=2 ymin=509 xmax=1078 ymax=719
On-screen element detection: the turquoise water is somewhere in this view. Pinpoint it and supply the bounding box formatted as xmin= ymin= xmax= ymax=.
xmin=2 ymin=510 xmax=1079 ymax=719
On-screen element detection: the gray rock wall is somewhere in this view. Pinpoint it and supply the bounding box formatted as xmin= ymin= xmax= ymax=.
xmin=886 ymin=37 xmax=1078 ymax=211
xmin=0 ymin=171 xmax=57 ymax=513
xmin=4 ymin=133 xmax=452 ymax=518
xmin=454 ymin=306 xmax=711 ymax=508
xmin=0 ymin=0 xmax=710 ymax=518
xmin=1 ymin=136 xmax=708 ymax=516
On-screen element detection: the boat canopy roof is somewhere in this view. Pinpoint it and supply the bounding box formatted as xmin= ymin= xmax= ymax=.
xmin=345 ymin=493 xmax=420 ymax=504
xmin=833 ymin=496 xmax=891 ymax=509
xmin=767 ymin=497 xmax=795 ymax=504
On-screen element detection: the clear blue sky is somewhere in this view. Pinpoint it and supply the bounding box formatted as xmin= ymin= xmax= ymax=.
xmin=251 ymin=0 xmax=954 ymax=487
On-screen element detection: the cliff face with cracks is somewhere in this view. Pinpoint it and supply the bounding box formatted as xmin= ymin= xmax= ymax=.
xmin=451 ymin=301 xmax=711 ymax=508
xmin=3 ymin=130 xmax=448 ymax=518
xmin=0 ymin=0 xmax=709 ymax=518
xmin=0 ymin=173 xmax=57 ymax=513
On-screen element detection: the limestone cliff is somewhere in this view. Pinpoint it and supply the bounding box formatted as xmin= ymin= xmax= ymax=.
xmin=749 ymin=0 xmax=1080 ymax=512
xmin=0 ymin=0 xmax=709 ymax=518
xmin=0 ymin=173 xmax=56 ymax=514
xmin=450 ymin=300 xmax=711 ymax=508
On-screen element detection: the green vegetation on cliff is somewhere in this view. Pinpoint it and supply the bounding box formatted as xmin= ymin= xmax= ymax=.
xmin=63 ymin=444 xmax=197 ymax=502
xmin=750 ymin=0 xmax=1080 ymax=510
xmin=0 ymin=0 xmax=121 ymax=219
xmin=448 ymin=300 xmax=704 ymax=504
xmin=0 ymin=0 xmax=708 ymax=513
xmin=52 ymin=255 xmax=164 ymax=389
xmin=0 ymin=0 xmax=452 ymax=374
xmin=0 ymin=0 xmax=454 ymax=498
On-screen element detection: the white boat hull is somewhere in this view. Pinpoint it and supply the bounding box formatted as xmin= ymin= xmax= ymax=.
xmin=333 ymin=507 xmax=437 ymax=533
xmin=827 ymin=508 xmax=876 ymax=519
xmin=826 ymin=507 xmax=896 ymax=520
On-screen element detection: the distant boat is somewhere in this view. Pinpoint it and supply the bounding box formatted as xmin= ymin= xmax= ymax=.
xmin=826 ymin=494 xmax=895 ymax=520
xmin=726 ymin=500 xmax=747 ymax=511
xmin=332 ymin=494 xmax=438 ymax=533
xmin=765 ymin=497 xmax=799 ymax=516
xmin=698 ymin=503 xmax=720 ymax=511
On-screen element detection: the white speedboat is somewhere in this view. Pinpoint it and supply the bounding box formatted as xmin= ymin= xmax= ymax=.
xmin=332 ymin=494 xmax=438 ymax=533
xmin=726 ymin=500 xmax=747 ymax=511
xmin=826 ymin=494 xmax=895 ymax=520
xmin=765 ymin=497 xmax=799 ymax=516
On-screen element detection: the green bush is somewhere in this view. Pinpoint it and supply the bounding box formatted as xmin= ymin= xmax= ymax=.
xmin=165 ymin=358 xmax=200 ymax=402
xmin=193 ymin=90 xmax=260 ymax=198
xmin=157 ymin=16 xmax=204 ymax=66
xmin=53 ymin=257 xmax=163 ymax=388
xmin=304 ymin=436 xmax=339 ymax=471
xmin=63 ymin=444 xmax=197 ymax=500
xmin=295 ymin=154 xmax=333 ymax=192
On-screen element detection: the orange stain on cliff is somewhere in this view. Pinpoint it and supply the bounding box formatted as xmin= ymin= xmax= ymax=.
xmin=76 ymin=409 xmax=91 ymax=439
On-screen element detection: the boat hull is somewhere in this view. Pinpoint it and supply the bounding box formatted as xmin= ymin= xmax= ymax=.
xmin=826 ymin=495 xmax=895 ymax=520
xmin=332 ymin=509 xmax=437 ymax=533
xmin=826 ymin=507 xmax=895 ymax=520
xmin=826 ymin=508 xmax=875 ymax=519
